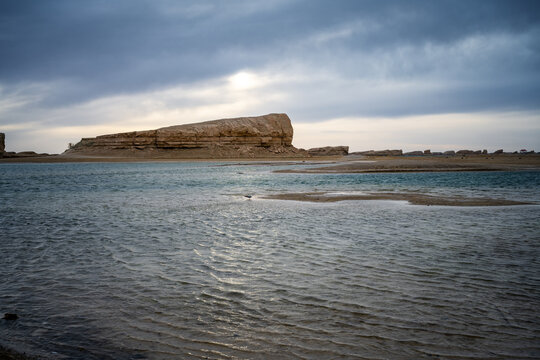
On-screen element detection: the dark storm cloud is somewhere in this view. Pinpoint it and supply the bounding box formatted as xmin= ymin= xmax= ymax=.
xmin=1 ymin=0 xmax=539 ymax=114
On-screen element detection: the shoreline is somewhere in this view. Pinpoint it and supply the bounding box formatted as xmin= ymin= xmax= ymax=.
xmin=1 ymin=154 xmax=539 ymax=175
xmin=0 ymin=154 xmax=328 ymax=164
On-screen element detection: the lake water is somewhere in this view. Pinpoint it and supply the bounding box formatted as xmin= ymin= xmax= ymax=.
xmin=1 ymin=162 xmax=539 ymax=359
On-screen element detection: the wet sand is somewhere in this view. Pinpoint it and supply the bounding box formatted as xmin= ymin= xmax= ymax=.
xmin=263 ymin=192 xmax=533 ymax=206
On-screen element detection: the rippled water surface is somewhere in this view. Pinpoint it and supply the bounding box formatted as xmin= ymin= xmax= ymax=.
xmin=1 ymin=162 xmax=539 ymax=359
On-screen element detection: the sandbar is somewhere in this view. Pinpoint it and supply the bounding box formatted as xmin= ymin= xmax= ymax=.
xmin=263 ymin=192 xmax=533 ymax=206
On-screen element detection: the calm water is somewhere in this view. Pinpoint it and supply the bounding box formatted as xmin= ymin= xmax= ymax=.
xmin=1 ymin=162 xmax=539 ymax=359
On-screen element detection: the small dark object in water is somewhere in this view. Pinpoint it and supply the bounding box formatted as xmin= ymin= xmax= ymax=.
xmin=244 ymin=195 xmax=252 ymax=199
xmin=3 ymin=313 xmax=18 ymax=320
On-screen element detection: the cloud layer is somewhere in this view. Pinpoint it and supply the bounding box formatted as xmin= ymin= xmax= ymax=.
xmin=1 ymin=0 xmax=539 ymax=153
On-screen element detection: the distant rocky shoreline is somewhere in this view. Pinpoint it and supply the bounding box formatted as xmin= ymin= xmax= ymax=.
xmin=0 ymin=133 xmax=54 ymax=160
xmin=0 ymin=113 xmax=537 ymax=161
xmin=352 ymin=148 xmax=536 ymax=156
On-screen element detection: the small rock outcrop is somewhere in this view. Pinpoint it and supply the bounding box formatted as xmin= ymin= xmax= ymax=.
xmin=0 ymin=133 xmax=5 ymax=157
xmin=352 ymin=149 xmax=403 ymax=156
xmin=66 ymin=114 xmax=308 ymax=158
xmin=3 ymin=313 xmax=18 ymax=321
xmin=308 ymin=146 xmax=349 ymax=156
xmin=0 ymin=133 xmax=53 ymax=159
xmin=404 ymin=151 xmax=424 ymax=156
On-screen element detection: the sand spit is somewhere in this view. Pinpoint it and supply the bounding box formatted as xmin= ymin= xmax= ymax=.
xmin=263 ymin=192 xmax=533 ymax=206
xmin=275 ymin=155 xmax=540 ymax=174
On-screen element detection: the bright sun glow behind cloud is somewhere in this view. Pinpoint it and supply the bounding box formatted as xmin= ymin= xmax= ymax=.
xmin=228 ymin=71 xmax=260 ymax=90
xmin=1 ymin=66 xmax=539 ymax=154
xmin=1 ymin=1 xmax=540 ymax=155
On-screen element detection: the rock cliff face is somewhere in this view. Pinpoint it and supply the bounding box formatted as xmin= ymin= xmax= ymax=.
xmin=66 ymin=114 xmax=307 ymax=158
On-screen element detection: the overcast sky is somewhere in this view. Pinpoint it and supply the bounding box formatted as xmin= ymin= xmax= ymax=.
xmin=1 ymin=0 xmax=539 ymax=153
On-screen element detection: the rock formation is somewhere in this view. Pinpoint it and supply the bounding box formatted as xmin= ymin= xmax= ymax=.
xmin=66 ymin=114 xmax=309 ymax=158
xmin=308 ymin=146 xmax=349 ymax=156
xmin=0 ymin=133 xmax=54 ymax=159
xmin=352 ymin=149 xmax=403 ymax=156
xmin=0 ymin=133 xmax=4 ymax=157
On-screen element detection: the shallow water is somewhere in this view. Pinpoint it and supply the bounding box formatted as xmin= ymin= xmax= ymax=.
xmin=1 ymin=162 xmax=539 ymax=359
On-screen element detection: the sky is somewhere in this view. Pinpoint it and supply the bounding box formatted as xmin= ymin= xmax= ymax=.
xmin=1 ymin=0 xmax=539 ymax=153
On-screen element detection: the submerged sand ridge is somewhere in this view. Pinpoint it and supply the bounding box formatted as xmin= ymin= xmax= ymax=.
xmin=263 ymin=191 xmax=533 ymax=206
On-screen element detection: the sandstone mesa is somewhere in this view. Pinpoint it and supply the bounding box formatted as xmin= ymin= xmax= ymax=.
xmin=65 ymin=113 xmax=308 ymax=158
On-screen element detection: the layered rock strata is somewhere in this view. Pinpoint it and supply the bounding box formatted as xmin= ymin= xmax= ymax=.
xmin=66 ymin=114 xmax=307 ymax=158
xmin=308 ymin=146 xmax=349 ymax=156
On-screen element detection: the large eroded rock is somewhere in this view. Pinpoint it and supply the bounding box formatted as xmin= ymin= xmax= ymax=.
xmin=66 ymin=114 xmax=306 ymax=158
